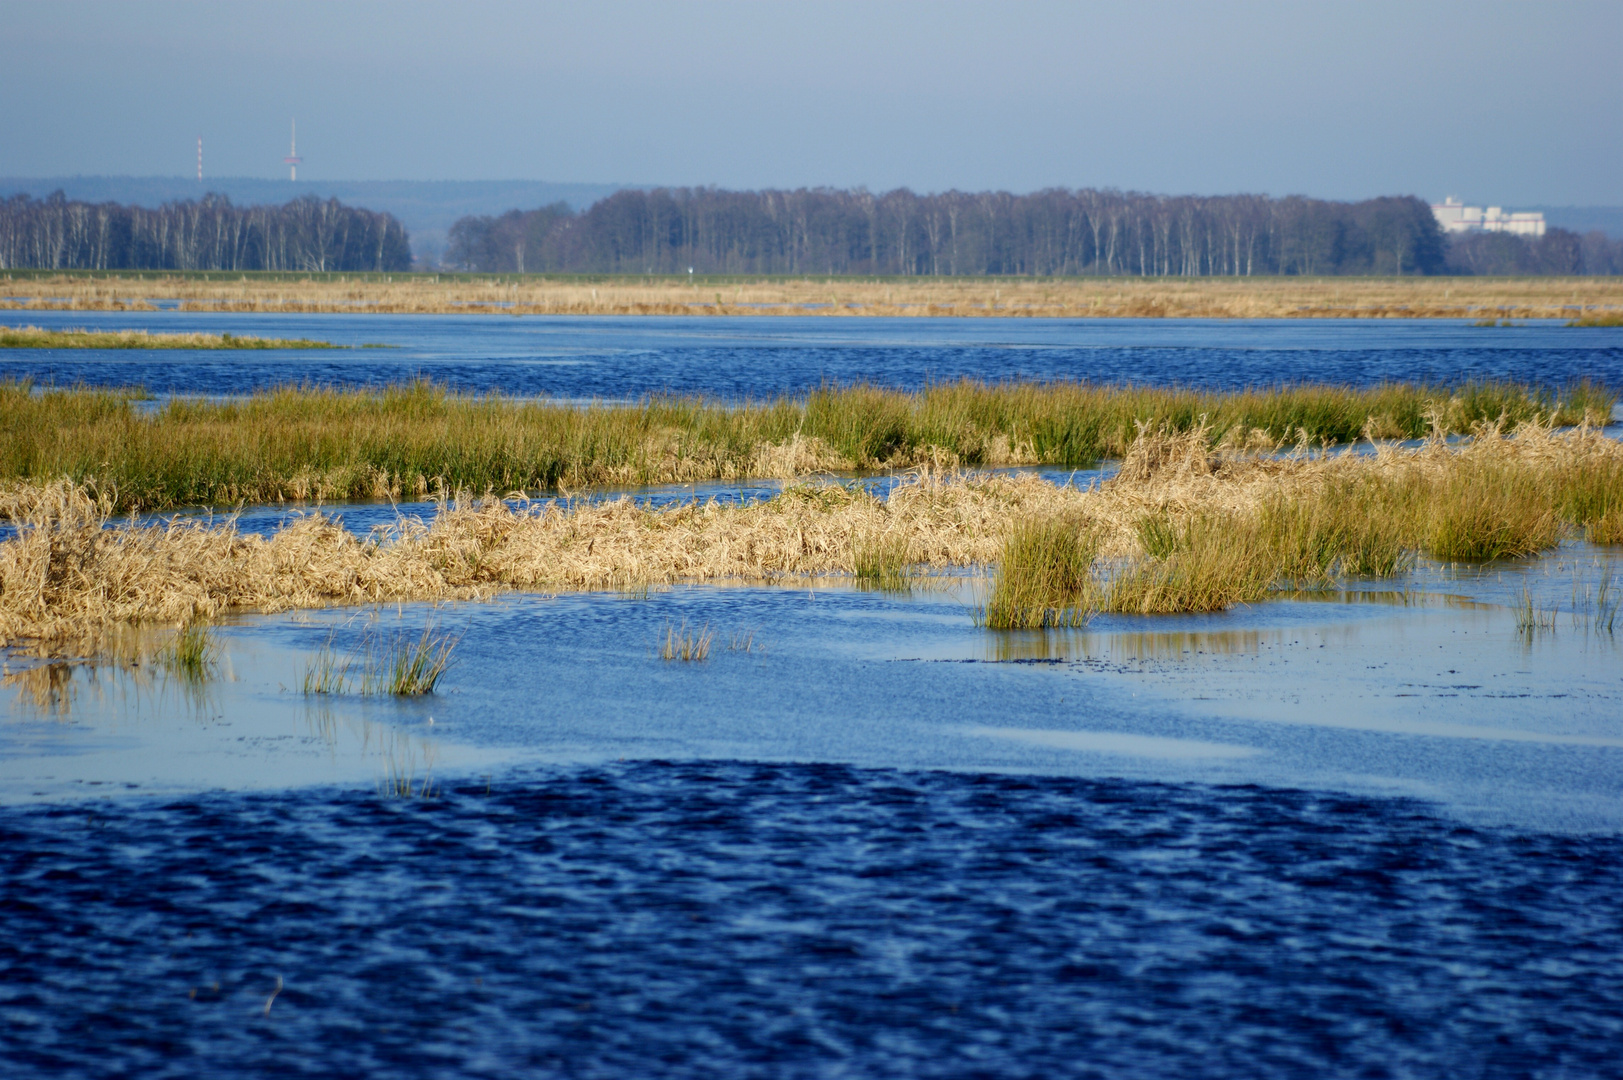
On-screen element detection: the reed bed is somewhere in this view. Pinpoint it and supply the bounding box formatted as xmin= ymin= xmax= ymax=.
xmin=4 ymin=273 xmax=1621 ymax=321
xmin=1 ymin=379 xmax=1610 ymax=513
xmin=0 ymin=325 xmax=339 ymax=350
xmin=3 ymin=417 xmax=1623 ymax=654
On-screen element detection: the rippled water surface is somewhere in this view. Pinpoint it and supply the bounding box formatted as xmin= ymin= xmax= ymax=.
xmin=4 ymin=314 xmax=1623 ymax=1075
xmin=5 ymin=310 xmax=1622 ymax=397
xmin=6 ymin=763 xmax=1623 ymax=1079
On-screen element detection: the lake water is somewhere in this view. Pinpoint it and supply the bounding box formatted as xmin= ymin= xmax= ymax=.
xmin=3 ymin=314 xmax=1623 ymax=1077
xmin=5 ymin=309 xmax=1623 ymax=398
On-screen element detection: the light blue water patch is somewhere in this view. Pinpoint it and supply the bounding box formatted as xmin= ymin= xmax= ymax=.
xmin=6 ymin=550 xmax=1621 ymax=831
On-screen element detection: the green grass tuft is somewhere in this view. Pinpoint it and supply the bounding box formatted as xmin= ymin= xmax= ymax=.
xmin=853 ymin=532 xmax=914 ymax=591
xmin=301 ymin=623 xmax=459 ymax=695
xmin=157 ymin=621 xmax=219 ymax=681
xmin=980 ymin=516 xmax=1098 ymax=628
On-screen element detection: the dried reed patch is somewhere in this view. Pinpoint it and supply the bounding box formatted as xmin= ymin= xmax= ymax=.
xmin=0 ymin=324 xmax=338 ymax=350
xmin=659 ymin=620 xmax=713 ymax=661
xmin=4 ymin=420 xmax=1623 ymax=654
xmin=7 ymin=274 xmax=1622 ymax=322
xmin=852 ymin=529 xmax=914 ymax=591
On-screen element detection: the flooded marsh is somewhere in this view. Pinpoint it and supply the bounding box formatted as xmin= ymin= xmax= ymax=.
xmin=3 ymin=314 xmax=1622 ymax=1076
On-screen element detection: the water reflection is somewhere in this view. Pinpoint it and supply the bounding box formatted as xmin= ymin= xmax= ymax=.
xmin=2 ymin=628 xmax=227 ymax=723
xmin=0 ymin=624 xmax=478 ymax=802
xmin=965 ymin=725 xmax=1258 ymax=759
xmin=976 ymin=585 xmax=1540 ymax=664
xmin=303 ymin=700 xmax=442 ymax=797
xmin=3 ymin=662 xmax=78 ymax=718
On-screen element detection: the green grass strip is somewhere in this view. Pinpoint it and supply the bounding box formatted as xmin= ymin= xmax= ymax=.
xmin=0 ymin=377 xmax=1612 ymax=512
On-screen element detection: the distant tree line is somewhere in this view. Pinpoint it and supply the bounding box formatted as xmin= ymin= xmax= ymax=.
xmin=0 ymin=192 xmax=412 ymax=272
xmin=1443 ymin=228 xmax=1623 ymax=276
xmin=446 ymin=188 xmax=1456 ymax=276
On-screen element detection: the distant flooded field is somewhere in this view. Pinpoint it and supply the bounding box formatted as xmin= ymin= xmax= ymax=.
xmin=3 ymin=313 xmax=1622 ymax=1076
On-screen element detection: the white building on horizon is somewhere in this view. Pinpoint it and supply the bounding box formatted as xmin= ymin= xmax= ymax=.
xmin=1431 ymin=196 xmax=1546 ymax=238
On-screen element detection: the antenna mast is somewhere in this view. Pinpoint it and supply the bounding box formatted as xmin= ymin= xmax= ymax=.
xmin=197 ymin=137 xmax=203 ymax=183
xmin=283 ymin=119 xmax=303 ymax=181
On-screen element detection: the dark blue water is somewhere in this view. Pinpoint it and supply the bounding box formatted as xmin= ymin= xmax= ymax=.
xmin=5 ymin=311 xmax=1621 ymax=398
xmin=4 ymin=762 xmax=1620 ymax=1078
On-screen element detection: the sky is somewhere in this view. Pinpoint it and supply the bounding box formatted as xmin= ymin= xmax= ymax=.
xmin=3 ymin=0 xmax=1619 ymax=205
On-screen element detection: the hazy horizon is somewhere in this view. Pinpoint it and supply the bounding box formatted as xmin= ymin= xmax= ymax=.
xmin=3 ymin=1 xmax=1619 ymax=208
xmin=10 ymin=173 xmax=1623 ymax=207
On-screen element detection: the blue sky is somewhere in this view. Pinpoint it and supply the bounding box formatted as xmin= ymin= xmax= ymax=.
xmin=3 ymin=0 xmax=1618 ymax=204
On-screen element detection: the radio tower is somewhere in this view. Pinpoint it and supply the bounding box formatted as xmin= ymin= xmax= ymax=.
xmin=197 ymin=137 xmax=203 ymax=183
xmin=283 ymin=119 xmax=303 ymax=181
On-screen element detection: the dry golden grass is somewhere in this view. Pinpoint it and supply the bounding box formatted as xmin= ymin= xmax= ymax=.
xmin=3 ymin=273 xmax=1621 ymax=320
xmin=3 ymin=419 xmax=1622 ymax=654
xmin=0 ymin=325 xmax=338 ymax=349
xmin=659 ymin=620 xmax=713 ymax=662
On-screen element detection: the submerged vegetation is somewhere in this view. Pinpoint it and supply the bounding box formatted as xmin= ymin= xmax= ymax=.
xmin=301 ymin=624 xmax=459 ymax=695
xmin=0 ymin=378 xmax=1612 ymax=512
xmin=659 ymin=621 xmax=713 ymax=662
xmin=156 ymin=621 xmax=219 ymax=682
xmin=0 ymin=325 xmax=341 ymax=350
xmin=2 ymin=411 xmax=1621 ymax=655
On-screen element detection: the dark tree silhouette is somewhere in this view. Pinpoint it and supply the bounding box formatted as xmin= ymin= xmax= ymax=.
xmin=0 ymin=192 xmax=412 ymax=272
xmin=444 ymin=187 xmax=1462 ymax=276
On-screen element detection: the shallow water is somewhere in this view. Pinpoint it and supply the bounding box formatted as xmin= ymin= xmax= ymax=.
xmin=8 ymin=550 xmax=1619 ymax=827
xmin=4 ymin=311 xmax=1621 ymax=398
xmin=5 ymin=315 xmax=1623 ymax=1074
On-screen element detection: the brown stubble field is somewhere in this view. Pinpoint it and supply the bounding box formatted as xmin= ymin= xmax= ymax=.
xmin=3 ymin=272 xmax=1621 ymax=318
